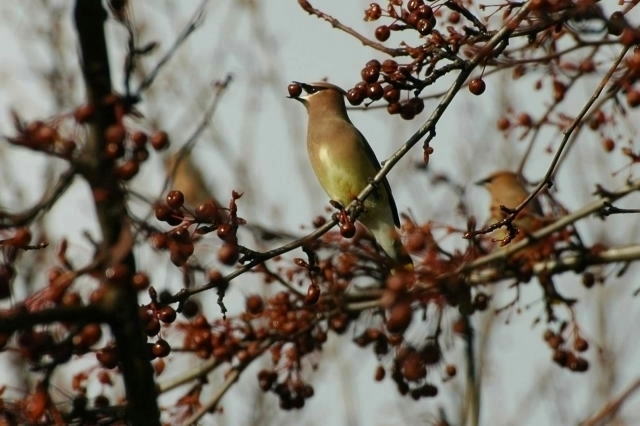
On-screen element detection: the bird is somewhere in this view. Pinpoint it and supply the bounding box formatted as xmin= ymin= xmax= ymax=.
xmin=476 ymin=170 xmax=575 ymax=308
xmin=475 ymin=170 xmax=544 ymax=244
xmin=290 ymin=81 xmax=412 ymax=270
xmin=164 ymin=151 xmax=218 ymax=207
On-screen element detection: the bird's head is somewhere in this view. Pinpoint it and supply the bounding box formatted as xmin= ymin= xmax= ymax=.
xmin=287 ymin=81 xmax=347 ymax=109
xmin=475 ymin=170 xmax=520 ymax=188
xmin=476 ymin=170 xmax=531 ymax=210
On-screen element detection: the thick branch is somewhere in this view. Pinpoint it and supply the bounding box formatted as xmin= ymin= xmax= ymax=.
xmin=74 ymin=2 xmax=160 ymax=424
xmin=0 ymin=306 xmax=109 ymax=333
xmin=469 ymin=245 xmax=640 ymax=285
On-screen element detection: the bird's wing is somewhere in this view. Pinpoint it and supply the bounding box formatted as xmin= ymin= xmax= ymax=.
xmin=354 ymin=127 xmax=400 ymax=227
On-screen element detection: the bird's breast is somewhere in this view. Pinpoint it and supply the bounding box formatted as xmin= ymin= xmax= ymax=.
xmin=307 ymin=123 xmax=374 ymax=206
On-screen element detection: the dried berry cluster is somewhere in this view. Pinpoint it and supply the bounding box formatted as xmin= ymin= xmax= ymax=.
xmin=10 ymin=95 xmax=169 ymax=181
xmin=153 ymin=190 xmax=244 ymax=267
xmin=355 ymin=0 xmax=483 ymax=117
xmin=543 ymin=327 xmax=589 ymax=373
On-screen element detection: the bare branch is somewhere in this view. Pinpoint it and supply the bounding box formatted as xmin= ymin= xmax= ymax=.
xmin=581 ymin=377 xmax=640 ymax=426
xmin=297 ymin=0 xmax=407 ymax=57
xmin=0 ymin=168 xmax=75 ymax=229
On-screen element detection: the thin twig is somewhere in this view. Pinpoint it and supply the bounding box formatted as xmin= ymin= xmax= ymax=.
xmin=581 ymin=377 xmax=640 ymax=426
xmin=157 ymin=358 xmax=220 ymax=394
xmin=0 ymin=168 xmax=75 ymax=229
xmin=135 ymin=0 xmax=208 ymax=95
xmin=183 ymin=340 xmax=272 ymax=425
xmin=297 ymin=0 xmax=406 ymax=57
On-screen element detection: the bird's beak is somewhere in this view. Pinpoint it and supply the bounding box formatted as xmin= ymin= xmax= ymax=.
xmin=475 ymin=176 xmax=491 ymax=186
xmin=287 ymin=95 xmax=308 ymax=105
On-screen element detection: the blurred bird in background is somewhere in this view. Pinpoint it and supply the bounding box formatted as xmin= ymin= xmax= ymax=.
xmin=476 ymin=170 xmax=575 ymax=308
xmin=476 ymin=170 xmax=545 ymax=245
xmin=164 ymin=151 xmax=219 ymax=208
xmin=290 ymin=81 xmax=412 ymax=270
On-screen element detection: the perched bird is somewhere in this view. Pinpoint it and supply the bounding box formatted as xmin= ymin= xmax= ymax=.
xmin=475 ymin=170 xmax=544 ymax=243
xmin=164 ymin=151 xmax=218 ymax=207
xmin=477 ymin=170 xmax=575 ymax=307
xmin=290 ymin=81 xmax=412 ymax=269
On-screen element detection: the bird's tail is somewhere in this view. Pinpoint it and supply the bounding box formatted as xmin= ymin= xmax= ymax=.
xmin=369 ymin=221 xmax=413 ymax=271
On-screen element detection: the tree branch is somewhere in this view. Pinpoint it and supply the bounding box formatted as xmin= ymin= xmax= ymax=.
xmin=580 ymin=377 xmax=640 ymax=426
xmin=0 ymin=168 xmax=75 ymax=229
xmin=74 ymin=2 xmax=160 ymax=424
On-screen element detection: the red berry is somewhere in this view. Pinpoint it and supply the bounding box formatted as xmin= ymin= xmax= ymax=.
xmin=361 ymin=66 xmax=380 ymax=83
xmin=115 ymin=160 xmax=139 ymax=180
xmin=601 ymin=138 xmax=615 ymax=152
xmin=105 ymin=124 xmax=126 ymax=145
xmin=383 ymin=86 xmax=400 ymax=103
xmin=497 ymin=117 xmax=510 ymax=130
xmin=195 ymin=201 xmax=218 ymax=223
xmin=150 ymin=131 xmax=169 ymax=150
xmin=131 ymin=272 xmax=150 ymax=291
xmin=382 ymin=59 xmax=398 ymax=74
xmin=73 ymin=104 xmax=95 ymax=123
xmin=305 ymin=284 xmax=320 ymax=305
xmin=367 ymin=83 xmax=384 ymax=100
xmin=11 ymin=228 xmax=31 ymax=248
xmin=157 ymin=306 xmax=177 ymax=324
xmin=96 ymin=346 xmax=118 ymax=369
xmin=375 ymin=25 xmax=390 ymax=41
xmin=166 ymin=190 xmax=184 ymax=209
xmin=469 ymin=78 xmax=486 ymax=95
xmin=627 ymin=90 xmax=640 ymax=107
xmin=347 ymin=88 xmax=365 ymax=106
xmin=131 ymin=131 xmax=148 ymax=147
xmin=218 ymin=243 xmax=239 ymax=265
xmin=517 ymin=113 xmax=533 ymax=127
xmin=340 ymin=221 xmax=356 ymax=238
xmin=152 ymin=339 xmax=171 ymax=357
xmin=246 ymin=295 xmax=264 ymax=314
xmin=288 ymin=83 xmax=302 ymax=98
xmin=387 ymin=103 xmax=401 ymax=114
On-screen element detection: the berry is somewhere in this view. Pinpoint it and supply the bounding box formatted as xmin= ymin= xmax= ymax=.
xmin=469 ymin=78 xmax=486 ymax=95
xmin=340 ymin=221 xmax=356 ymax=238
xmin=288 ymin=83 xmax=302 ymax=98
xmin=166 ymin=190 xmax=184 ymax=209
xmin=347 ymin=88 xmax=365 ymax=106
xmin=375 ymin=25 xmax=390 ymax=41
xmin=150 ymin=131 xmax=169 ymax=150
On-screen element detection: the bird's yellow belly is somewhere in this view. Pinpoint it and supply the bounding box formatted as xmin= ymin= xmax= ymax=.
xmin=313 ymin=146 xmax=371 ymax=206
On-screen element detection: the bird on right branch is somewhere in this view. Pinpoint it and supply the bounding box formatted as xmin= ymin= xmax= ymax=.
xmin=476 ymin=170 xmax=575 ymax=310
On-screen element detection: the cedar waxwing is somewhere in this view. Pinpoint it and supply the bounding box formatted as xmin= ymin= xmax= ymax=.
xmin=165 ymin=152 xmax=219 ymax=207
xmin=477 ymin=170 xmax=575 ymax=306
xmin=475 ymin=170 xmax=544 ymax=243
xmin=290 ymin=82 xmax=412 ymax=269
